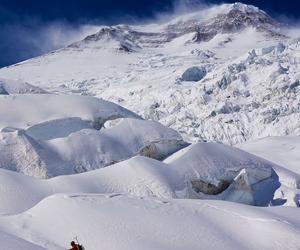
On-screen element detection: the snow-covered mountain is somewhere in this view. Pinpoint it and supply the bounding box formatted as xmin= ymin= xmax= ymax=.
xmin=0 ymin=2 xmax=300 ymax=250
xmin=1 ymin=2 xmax=298 ymax=145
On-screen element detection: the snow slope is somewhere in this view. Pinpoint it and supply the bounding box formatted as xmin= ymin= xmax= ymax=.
xmin=0 ymin=230 xmax=45 ymax=250
xmin=0 ymin=194 xmax=299 ymax=250
xmin=238 ymin=136 xmax=300 ymax=175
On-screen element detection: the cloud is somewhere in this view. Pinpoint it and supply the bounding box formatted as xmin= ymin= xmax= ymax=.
xmin=0 ymin=19 xmax=101 ymax=67
xmin=32 ymin=22 xmax=99 ymax=51
xmin=150 ymin=0 xmax=222 ymax=25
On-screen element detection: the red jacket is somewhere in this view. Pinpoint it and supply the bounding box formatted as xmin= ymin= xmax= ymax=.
xmin=69 ymin=244 xmax=80 ymax=250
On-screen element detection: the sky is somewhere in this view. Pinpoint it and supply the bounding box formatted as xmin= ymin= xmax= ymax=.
xmin=0 ymin=0 xmax=300 ymax=68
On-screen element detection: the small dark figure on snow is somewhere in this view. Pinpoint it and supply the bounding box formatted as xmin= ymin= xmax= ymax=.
xmin=69 ymin=241 xmax=83 ymax=250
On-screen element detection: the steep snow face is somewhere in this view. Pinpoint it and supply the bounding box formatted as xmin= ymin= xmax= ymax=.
xmin=0 ymin=194 xmax=299 ymax=250
xmin=0 ymin=3 xmax=293 ymax=145
xmin=70 ymin=26 xmax=142 ymax=52
xmin=0 ymin=129 xmax=70 ymax=178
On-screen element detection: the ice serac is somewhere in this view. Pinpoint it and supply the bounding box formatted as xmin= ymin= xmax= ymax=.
xmin=181 ymin=66 xmax=206 ymax=82
xmin=0 ymin=94 xmax=147 ymax=178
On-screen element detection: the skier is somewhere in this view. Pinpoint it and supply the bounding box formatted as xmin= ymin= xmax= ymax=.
xmin=69 ymin=240 xmax=84 ymax=250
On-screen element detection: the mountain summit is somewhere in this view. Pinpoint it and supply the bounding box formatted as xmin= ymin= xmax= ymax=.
xmin=71 ymin=2 xmax=283 ymax=50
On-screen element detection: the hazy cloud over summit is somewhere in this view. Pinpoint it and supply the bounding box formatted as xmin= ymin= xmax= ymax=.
xmin=0 ymin=0 xmax=300 ymax=67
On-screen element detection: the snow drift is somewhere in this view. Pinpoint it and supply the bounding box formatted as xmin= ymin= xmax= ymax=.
xmin=0 ymin=194 xmax=299 ymax=250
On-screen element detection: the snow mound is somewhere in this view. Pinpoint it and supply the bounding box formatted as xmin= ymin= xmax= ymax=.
xmin=165 ymin=142 xmax=273 ymax=185
xmin=164 ymin=142 xmax=279 ymax=205
xmin=102 ymin=118 xmax=187 ymax=159
xmin=0 ymin=118 xmax=185 ymax=178
xmin=0 ymin=156 xmax=174 ymax=215
xmin=0 ymin=144 xmax=298 ymax=215
xmin=0 ymin=78 xmax=47 ymax=95
xmin=0 ymin=194 xmax=299 ymax=250
xmin=0 ymin=94 xmax=140 ymax=130
xmin=47 ymin=118 xmax=187 ymax=171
